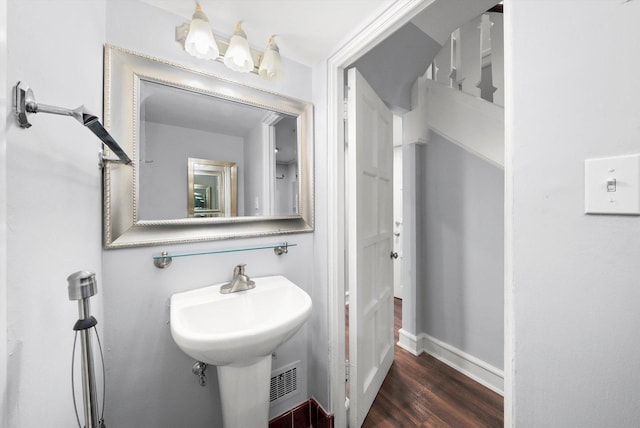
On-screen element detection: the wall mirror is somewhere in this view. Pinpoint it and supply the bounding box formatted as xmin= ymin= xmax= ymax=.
xmin=103 ymin=45 xmax=314 ymax=248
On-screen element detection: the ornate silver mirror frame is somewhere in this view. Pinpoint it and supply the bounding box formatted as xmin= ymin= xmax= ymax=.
xmin=103 ymin=45 xmax=314 ymax=248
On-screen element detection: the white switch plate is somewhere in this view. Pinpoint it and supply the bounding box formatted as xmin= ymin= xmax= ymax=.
xmin=585 ymin=154 xmax=640 ymax=215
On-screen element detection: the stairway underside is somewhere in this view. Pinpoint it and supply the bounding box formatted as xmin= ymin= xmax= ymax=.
xmin=404 ymin=79 xmax=504 ymax=168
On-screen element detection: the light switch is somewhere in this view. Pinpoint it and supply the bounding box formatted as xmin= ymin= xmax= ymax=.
xmin=585 ymin=154 xmax=640 ymax=215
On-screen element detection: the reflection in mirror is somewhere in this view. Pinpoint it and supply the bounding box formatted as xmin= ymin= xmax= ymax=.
xmin=103 ymin=45 xmax=314 ymax=248
xmin=274 ymin=117 xmax=299 ymax=215
xmin=138 ymin=80 xmax=297 ymax=220
xmin=188 ymin=158 xmax=237 ymax=217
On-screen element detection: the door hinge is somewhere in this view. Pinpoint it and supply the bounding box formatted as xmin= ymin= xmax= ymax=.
xmin=343 ymin=98 xmax=348 ymax=121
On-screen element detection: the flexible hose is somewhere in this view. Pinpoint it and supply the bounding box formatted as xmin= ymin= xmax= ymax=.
xmin=93 ymin=326 xmax=107 ymax=425
xmin=71 ymin=332 xmax=81 ymax=428
xmin=71 ymin=327 xmax=107 ymax=427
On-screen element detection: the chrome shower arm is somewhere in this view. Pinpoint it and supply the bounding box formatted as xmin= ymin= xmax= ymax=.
xmin=27 ymin=102 xmax=78 ymax=117
xmin=14 ymin=81 xmax=132 ymax=165
xmin=83 ymin=115 xmax=132 ymax=165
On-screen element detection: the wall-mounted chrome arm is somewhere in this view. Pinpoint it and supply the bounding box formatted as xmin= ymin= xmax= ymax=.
xmin=14 ymin=81 xmax=132 ymax=165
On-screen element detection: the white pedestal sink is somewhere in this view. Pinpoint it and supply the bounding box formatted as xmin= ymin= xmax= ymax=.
xmin=170 ymin=275 xmax=312 ymax=428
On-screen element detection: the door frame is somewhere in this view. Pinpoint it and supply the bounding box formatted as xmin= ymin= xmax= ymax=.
xmin=392 ymin=142 xmax=403 ymax=299
xmin=326 ymin=0 xmax=514 ymax=426
xmin=326 ymin=1 xmax=436 ymax=426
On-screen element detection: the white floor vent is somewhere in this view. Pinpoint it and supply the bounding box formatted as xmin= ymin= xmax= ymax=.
xmin=270 ymin=361 xmax=300 ymax=405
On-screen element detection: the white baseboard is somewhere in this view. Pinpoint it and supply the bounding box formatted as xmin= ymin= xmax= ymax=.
xmin=397 ymin=330 xmax=504 ymax=396
xmin=397 ymin=329 xmax=422 ymax=356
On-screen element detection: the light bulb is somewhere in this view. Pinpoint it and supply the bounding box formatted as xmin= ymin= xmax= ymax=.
xmin=258 ymin=36 xmax=284 ymax=80
xmin=224 ymin=23 xmax=254 ymax=73
xmin=184 ymin=4 xmax=219 ymax=60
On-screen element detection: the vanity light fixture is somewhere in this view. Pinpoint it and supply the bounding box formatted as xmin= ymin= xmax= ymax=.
xmin=175 ymin=11 xmax=284 ymax=80
xmin=224 ymin=22 xmax=254 ymax=73
xmin=258 ymin=36 xmax=284 ymax=80
xmin=184 ymin=3 xmax=219 ymax=60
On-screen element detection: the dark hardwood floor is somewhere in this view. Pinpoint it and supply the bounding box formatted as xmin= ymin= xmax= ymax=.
xmin=359 ymin=298 xmax=504 ymax=428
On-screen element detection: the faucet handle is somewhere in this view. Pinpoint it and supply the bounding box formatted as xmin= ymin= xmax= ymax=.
xmin=234 ymin=264 xmax=246 ymax=276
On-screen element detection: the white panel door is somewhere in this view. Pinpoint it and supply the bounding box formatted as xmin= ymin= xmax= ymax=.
xmin=347 ymin=68 xmax=394 ymax=427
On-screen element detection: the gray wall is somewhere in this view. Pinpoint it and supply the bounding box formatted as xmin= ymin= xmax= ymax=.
xmin=103 ymin=2 xmax=316 ymax=427
xmin=419 ymin=132 xmax=504 ymax=369
xmin=140 ymin=122 xmax=246 ymax=219
xmin=102 ymin=237 xmax=313 ymax=427
xmin=509 ymin=1 xmax=640 ymax=426
xmin=275 ymin=164 xmax=290 ymax=214
xmin=243 ymin=123 xmax=266 ymax=216
xmin=350 ymin=23 xmax=441 ymax=113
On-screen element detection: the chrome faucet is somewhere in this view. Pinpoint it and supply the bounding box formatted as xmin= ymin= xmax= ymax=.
xmin=220 ymin=264 xmax=256 ymax=294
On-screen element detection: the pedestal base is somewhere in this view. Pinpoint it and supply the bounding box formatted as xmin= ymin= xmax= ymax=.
xmin=217 ymin=355 xmax=271 ymax=428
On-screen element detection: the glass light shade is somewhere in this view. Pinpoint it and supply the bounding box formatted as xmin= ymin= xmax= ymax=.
xmin=224 ymin=23 xmax=254 ymax=73
xmin=258 ymin=37 xmax=284 ymax=80
xmin=184 ymin=5 xmax=219 ymax=60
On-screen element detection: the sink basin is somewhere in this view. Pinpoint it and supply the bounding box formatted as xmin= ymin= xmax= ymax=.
xmin=170 ymin=275 xmax=312 ymax=366
xmin=170 ymin=275 xmax=312 ymax=427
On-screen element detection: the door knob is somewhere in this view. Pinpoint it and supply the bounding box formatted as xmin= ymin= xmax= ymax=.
xmin=390 ymin=251 xmax=398 ymax=259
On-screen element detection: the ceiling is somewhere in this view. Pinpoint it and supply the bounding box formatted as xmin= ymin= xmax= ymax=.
xmin=141 ymin=80 xmax=270 ymax=137
xmin=141 ymin=0 xmax=395 ymax=66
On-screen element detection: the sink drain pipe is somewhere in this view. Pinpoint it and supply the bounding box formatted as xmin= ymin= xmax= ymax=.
xmin=68 ymin=271 xmax=106 ymax=428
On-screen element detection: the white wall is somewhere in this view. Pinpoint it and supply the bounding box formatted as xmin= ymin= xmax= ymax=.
xmin=508 ymin=1 xmax=640 ymax=426
xmin=103 ymin=2 xmax=316 ymax=427
xmin=5 ymin=1 xmax=106 ymax=426
xmin=139 ymin=122 xmax=245 ymax=219
xmin=419 ymin=132 xmax=504 ymax=369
